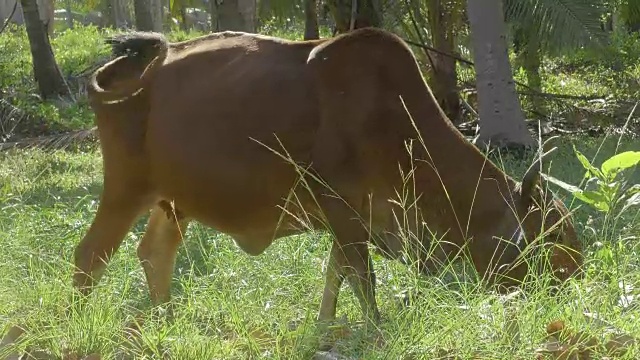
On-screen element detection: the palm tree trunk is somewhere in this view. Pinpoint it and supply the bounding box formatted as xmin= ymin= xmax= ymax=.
xmin=466 ymin=0 xmax=534 ymax=148
xmin=65 ymin=0 xmax=74 ymax=29
xmin=104 ymin=0 xmax=128 ymax=28
xmin=20 ymin=0 xmax=69 ymax=100
xmin=217 ymin=0 xmax=256 ymax=32
xmin=179 ymin=3 xmax=188 ymax=31
xmin=304 ymin=0 xmax=319 ymax=40
xmin=209 ymin=0 xmax=218 ymax=31
xmin=134 ymin=0 xmax=162 ymax=31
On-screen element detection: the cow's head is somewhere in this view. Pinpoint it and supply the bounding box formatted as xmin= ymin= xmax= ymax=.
xmin=477 ymin=156 xmax=584 ymax=290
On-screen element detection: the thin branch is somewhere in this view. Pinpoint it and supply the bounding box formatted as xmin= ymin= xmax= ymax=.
xmin=517 ymin=90 xmax=607 ymax=101
xmin=407 ymin=41 xmax=610 ymax=103
xmin=403 ymin=38 xmax=474 ymax=66
xmin=460 ymin=95 xmax=478 ymax=118
xmin=350 ymin=0 xmax=357 ymax=31
xmin=403 ymin=0 xmax=437 ymax=74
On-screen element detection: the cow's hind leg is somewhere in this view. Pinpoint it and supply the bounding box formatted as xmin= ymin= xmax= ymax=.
xmin=137 ymin=203 xmax=190 ymax=305
xmin=73 ymin=192 xmax=147 ymax=294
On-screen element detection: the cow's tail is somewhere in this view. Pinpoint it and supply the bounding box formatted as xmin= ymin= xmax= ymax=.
xmin=88 ymin=32 xmax=169 ymax=104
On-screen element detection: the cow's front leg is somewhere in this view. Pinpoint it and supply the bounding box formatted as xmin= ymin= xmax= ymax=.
xmin=318 ymin=241 xmax=346 ymax=322
xmin=73 ymin=190 xmax=146 ymax=295
xmin=317 ymin=201 xmax=381 ymax=326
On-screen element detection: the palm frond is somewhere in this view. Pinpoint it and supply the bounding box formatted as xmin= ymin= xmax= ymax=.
xmin=504 ymin=0 xmax=608 ymax=54
xmin=619 ymin=0 xmax=640 ymax=27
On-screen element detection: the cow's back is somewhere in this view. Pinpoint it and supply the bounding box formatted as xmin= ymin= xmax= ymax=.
xmin=145 ymin=34 xmax=323 ymax=244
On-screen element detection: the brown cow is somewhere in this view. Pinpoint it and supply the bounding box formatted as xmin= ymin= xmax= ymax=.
xmin=74 ymin=27 xmax=583 ymax=326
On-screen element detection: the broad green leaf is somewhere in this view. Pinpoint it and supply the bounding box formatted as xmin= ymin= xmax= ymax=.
xmin=594 ymin=246 xmax=614 ymax=265
xmin=543 ymin=173 xmax=610 ymax=212
xmin=601 ymin=151 xmax=640 ymax=178
xmin=574 ymin=191 xmax=610 ymax=213
xmin=573 ymin=145 xmax=602 ymax=179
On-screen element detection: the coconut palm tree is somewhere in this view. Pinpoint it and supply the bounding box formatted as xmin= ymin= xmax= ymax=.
xmin=466 ymin=0 xmax=536 ymax=147
xmin=465 ymin=0 xmax=607 ymax=148
xmin=377 ymin=0 xmax=607 ymax=147
xmin=20 ymin=0 xmax=69 ymax=100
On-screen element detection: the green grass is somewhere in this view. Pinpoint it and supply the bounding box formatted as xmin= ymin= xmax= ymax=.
xmin=1 ymin=135 xmax=639 ymax=359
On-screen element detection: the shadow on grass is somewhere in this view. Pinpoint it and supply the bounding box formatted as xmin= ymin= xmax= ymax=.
xmin=15 ymin=181 xmax=104 ymax=207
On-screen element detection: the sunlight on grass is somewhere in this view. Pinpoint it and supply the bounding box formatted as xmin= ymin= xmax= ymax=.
xmin=1 ymin=134 xmax=639 ymax=359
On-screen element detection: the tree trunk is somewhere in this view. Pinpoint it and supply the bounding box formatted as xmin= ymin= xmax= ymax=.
xmin=466 ymin=0 xmax=534 ymax=148
xmin=103 ymin=0 xmax=114 ymax=27
xmin=38 ymin=0 xmax=54 ymax=35
xmin=134 ymin=0 xmax=162 ymax=31
xmin=327 ymin=0 xmax=382 ymax=33
xmin=179 ymin=3 xmax=188 ymax=31
xmin=20 ymin=0 xmax=69 ymax=100
xmin=64 ymin=0 xmax=74 ymax=28
xmin=239 ymin=0 xmax=255 ymax=32
xmin=209 ymin=0 xmax=218 ymax=31
xmin=304 ymin=0 xmax=319 ymax=40
xmin=426 ymin=0 xmax=462 ymax=124
xmin=104 ymin=0 xmax=129 ymax=28
xmin=151 ymin=0 xmax=163 ymax=30
xmin=115 ymin=0 xmax=131 ymax=28
xmin=217 ymin=0 xmax=256 ymax=32
xmin=612 ymin=7 xmax=625 ymax=35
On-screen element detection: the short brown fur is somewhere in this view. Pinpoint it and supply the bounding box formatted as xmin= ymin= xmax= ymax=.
xmin=75 ymin=27 xmax=583 ymax=324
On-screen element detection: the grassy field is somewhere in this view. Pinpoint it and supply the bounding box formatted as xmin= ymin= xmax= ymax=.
xmin=1 ymin=21 xmax=640 ymax=360
xmin=0 ymin=134 xmax=639 ymax=359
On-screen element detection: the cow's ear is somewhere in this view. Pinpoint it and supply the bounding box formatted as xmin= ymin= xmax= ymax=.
xmin=519 ymin=137 xmax=558 ymax=212
xmin=519 ymin=164 xmax=540 ymax=212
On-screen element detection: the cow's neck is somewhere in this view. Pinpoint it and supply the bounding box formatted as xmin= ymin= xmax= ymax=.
xmin=389 ymin=80 xmax=524 ymax=254
xmin=410 ymin=115 xmax=521 ymax=247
